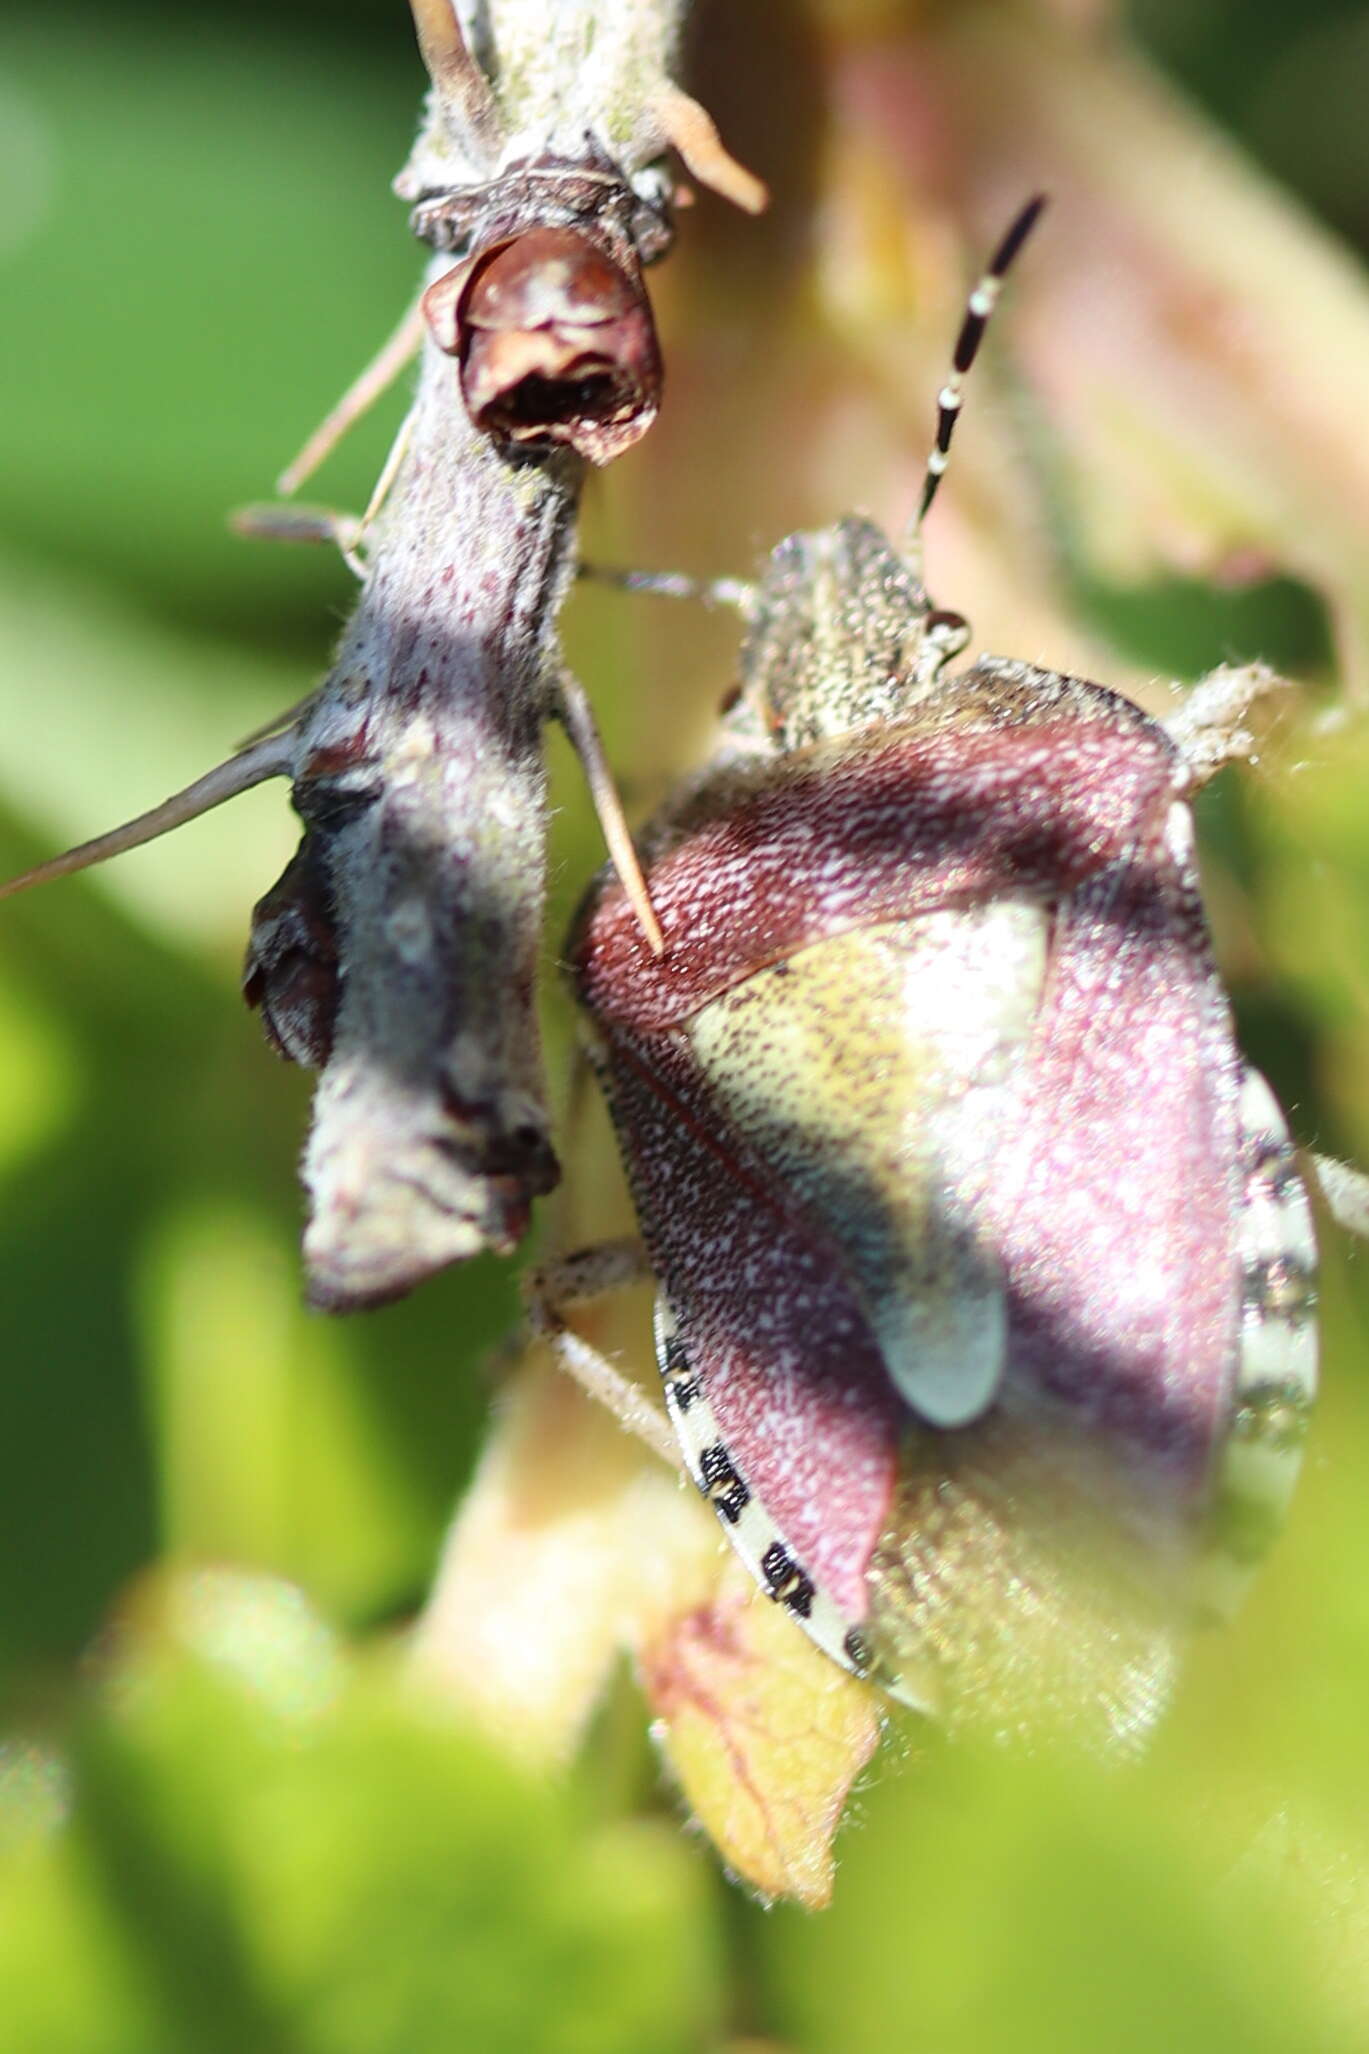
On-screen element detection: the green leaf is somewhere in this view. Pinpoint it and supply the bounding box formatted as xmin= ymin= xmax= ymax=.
xmin=0 ymin=1574 xmax=719 ymax=2054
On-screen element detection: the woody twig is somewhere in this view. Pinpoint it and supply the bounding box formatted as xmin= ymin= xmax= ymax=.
xmin=0 ymin=0 xmax=764 ymax=1309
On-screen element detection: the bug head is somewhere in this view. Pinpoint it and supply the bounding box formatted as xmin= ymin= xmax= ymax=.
xmin=731 ymin=515 xmax=943 ymax=749
xmin=726 ymin=196 xmax=1047 ymax=753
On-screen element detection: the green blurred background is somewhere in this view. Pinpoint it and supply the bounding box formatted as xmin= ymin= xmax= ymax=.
xmin=1 ymin=2 xmax=1368 ymax=2048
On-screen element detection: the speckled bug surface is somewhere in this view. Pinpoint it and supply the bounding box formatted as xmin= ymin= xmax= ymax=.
xmin=558 ymin=200 xmax=1319 ymax=1748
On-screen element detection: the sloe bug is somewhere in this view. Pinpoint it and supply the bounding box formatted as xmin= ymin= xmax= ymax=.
xmin=543 ymin=199 xmax=1319 ymax=1746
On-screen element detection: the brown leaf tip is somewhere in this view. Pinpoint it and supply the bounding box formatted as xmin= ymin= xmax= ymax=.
xmin=424 ymin=228 xmax=662 ymax=465
xmin=243 ymin=835 xmax=340 ymax=1070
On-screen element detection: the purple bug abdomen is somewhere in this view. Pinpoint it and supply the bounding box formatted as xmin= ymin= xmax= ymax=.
xmin=573 ymin=656 xmax=1316 ymax=1746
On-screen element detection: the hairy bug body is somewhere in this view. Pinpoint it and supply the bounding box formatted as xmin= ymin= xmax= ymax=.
xmin=572 ymin=525 xmax=1317 ymax=1745
xmin=565 ymin=210 xmax=1318 ymax=1745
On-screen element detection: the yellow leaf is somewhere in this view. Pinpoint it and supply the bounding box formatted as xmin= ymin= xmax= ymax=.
xmin=641 ymin=1566 xmax=882 ymax=1908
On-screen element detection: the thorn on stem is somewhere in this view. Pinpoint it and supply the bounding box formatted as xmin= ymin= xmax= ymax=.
xmin=650 ymin=84 xmax=768 ymax=216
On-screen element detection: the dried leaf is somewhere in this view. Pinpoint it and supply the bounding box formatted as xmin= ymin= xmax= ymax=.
xmin=640 ymin=1566 xmax=883 ymax=1908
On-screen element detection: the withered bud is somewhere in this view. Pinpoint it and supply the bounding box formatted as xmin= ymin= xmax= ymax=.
xmin=243 ymin=834 xmax=340 ymax=1070
xmin=422 ymin=227 xmax=662 ymax=465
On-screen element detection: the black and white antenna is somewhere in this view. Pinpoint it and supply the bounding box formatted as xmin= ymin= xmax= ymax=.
xmin=909 ymin=193 xmax=1047 ymax=541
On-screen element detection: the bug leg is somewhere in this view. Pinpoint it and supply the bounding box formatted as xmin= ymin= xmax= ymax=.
xmin=230 ymin=503 xmax=368 ymax=578
xmin=524 ymin=1240 xmax=681 ymax=1470
xmin=576 ymin=561 xmax=759 ymax=616
xmin=275 ymin=299 xmax=425 ymax=496
xmin=527 ymin=1238 xmax=653 ymax=1303
xmin=1165 ymin=661 xmax=1296 ymax=789
xmin=552 ymin=672 xmax=664 ymax=954
xmin=532 ymin=1318 xmax=678 ymax=1469
xmin=237 ymin=412 xmax=416 ymax=585
xmin=1306 ymin=1153 xmax=1369 ymax=1240
xmin=356 ymin=409 xmax=416 ymax=531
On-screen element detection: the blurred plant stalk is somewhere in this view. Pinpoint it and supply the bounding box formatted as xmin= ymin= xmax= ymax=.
xmin=821 ymin=0 xmax=1369 ymax=692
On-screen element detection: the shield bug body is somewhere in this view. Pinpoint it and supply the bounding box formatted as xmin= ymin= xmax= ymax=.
xmin=564 ymin=202 xmax=1318 ymax=1746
